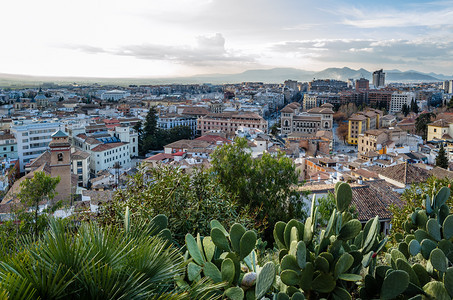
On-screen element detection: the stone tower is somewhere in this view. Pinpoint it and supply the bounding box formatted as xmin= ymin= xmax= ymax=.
xmin=49 ymin=130 xmax=72 ymax=201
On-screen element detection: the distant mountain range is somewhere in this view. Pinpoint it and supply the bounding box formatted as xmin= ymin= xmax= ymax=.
xmin=1 ymin=67 xmax=452 ymax=87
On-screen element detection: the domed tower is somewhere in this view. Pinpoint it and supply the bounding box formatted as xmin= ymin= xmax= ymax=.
xmin=49 ymin=130 xmax=72 ymax=201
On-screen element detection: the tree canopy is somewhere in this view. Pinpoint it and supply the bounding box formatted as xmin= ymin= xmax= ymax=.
xmin=139 ymin=107 xmax=192 ymax=156
xmin=210 ymin=137 xmax=307 ymax=239
xmin=17 ymin=171 xmax=60 ymax=236
xmin=415 ymin=112 xmax=435 ymax=140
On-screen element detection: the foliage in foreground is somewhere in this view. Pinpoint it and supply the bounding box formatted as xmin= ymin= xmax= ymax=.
xmin=361 ymin=186 xmax=453 ymax=299
xmin=0 ymin=213 xmax=222 ymax=299
xmin=389 ymin=176 xmax=453 ymax=237
xmin=99 ymin=165 xmax=255 ymax=245
xmin=182 ymin=182 xmax=387 ymax=299
xmin=210 ymin=137 xmax=308 ymax=239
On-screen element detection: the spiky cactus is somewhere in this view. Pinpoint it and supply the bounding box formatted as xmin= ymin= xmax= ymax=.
xmin=361 ymin=186 xmax=453 ymax=299
xmin=181 ymin=221 xmax=275 ymax=299
xmin=273 ymin=182 xmax=387 ymax=299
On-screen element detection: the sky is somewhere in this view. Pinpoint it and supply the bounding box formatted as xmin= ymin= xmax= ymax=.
xmin=1 ymin=0 xmax=453 ymax=78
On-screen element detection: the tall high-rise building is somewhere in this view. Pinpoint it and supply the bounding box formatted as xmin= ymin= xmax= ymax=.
xmin=444 ymin=80 xmax=453 ymax=94
xmin=373 ymin=69 xmax=386 ymax=87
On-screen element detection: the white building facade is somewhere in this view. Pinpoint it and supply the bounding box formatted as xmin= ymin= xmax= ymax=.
xmin=112 ymin=125 xmax=139 ymax=157
xmin=100 ymin=90 xmax=131 ymax=101
xmin=390 ymin=92 xmax=415 ymax=114
xmin=89 ymin=142 xmax=131 ymax=174
xmin=10 ymin=121 xmax=64 ymax=172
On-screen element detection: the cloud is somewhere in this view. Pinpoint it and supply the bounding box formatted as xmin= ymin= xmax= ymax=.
xmin=339 ymin=2 xmax=453 ymax=28
xmin=270 ymin=38 xmax=453 ymax=70
xmin=69 ymin=33 xmax=255 ymax=67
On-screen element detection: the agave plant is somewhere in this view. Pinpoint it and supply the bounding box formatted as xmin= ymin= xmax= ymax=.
xmin=0 ymin=209 xmax=223 ymax=299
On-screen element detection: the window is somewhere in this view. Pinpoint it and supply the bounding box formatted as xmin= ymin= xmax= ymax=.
xmin=77 ymin=161 xmax=82 ymax=167
xmin=434 ymin=129 xmax=437 ymax=132
xmin=77 ymin=168 xmax=83 ymax=174
xmin=57 ymin=153 xmax=63 ymax=162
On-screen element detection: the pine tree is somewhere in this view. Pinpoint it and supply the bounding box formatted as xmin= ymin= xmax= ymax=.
xmin=436 ymin=144 xmax=449 ymax=169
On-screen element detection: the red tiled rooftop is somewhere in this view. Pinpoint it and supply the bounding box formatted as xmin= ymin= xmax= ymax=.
xmin=91 ymin=142 xmax=126 ymax=152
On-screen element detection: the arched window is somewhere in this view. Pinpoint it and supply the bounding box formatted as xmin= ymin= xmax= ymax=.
xmin=284 ymin=120 xmax=289 ymax=127
xmin=57 ymin=153 xmax=63 ymax=162
xmin=325 ymin=122 xmax=329 ymax=128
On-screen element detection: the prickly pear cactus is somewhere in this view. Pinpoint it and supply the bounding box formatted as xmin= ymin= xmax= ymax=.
xmin=274 ymin=182 xmax=387 ymax=299
xmin=181 ymin=220 xmax=275 ymax=299
xmin=361 ymin=185 xmax=453 ymax=299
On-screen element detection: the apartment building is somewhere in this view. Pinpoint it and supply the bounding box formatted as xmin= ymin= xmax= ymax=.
xmin=197 ymin=112 xmax=267 ymax=136
xmin=358 ymin=128 xmax=421 ymax=155
xmin=390 ymin=92 xmax=415 ymax=113
xmin=0 ymin=132 xmax=17 ymax=160
xmin=10 ymin=120 xmax=64 ymax=172
xmin=157 ymin=114 xmax=198 ymax=137
xmin=303 ymin=94 xmax=319 ymax=110
xmin=71 ymin=149 xmax=90 ymax=187
xmin=89 ymin=142 xmax=131 ymax=174
xmin=347 ymin=114 xmax=367 ymax=145
xmin=347 ymin=109 xmax=383 ymax=145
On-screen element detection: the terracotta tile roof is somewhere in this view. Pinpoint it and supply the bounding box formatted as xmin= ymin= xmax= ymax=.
xmin=351 ymin=180 xmax=403 ymax=221
xmin=165 ymin=139 xmax=211 ymax=150
xmin=195 ymin=135 xmax=231 ymax=143
xmin=298 ymin=180 xmax=402 ymax=222
xmin=429 ymin=166 xmax=453 ymax=180
xmin=429 ymin=119 xmax=450 ymax=127
xmin=91 ymin=142 xmax=127 ymax=152
xmin=180 ymin=106 xmax=210 ymax=116
xmin=398 ymin=117 xmax=416 ymax=125
xmin=281 ymin=106 xmax=296 ymax=113
xmin=374 ymin=159 xmax=392 ymax=165
xmin=28 ymin=150 xmax=51 ymax=168
xmin=376 ymin=163 xmax=430 ymax=185
xmin=352 ymin=168 xmax=379 ymax=179
xmin=349 ymin=114 xmax=367 ymax=121
xmin=145 ymin=153 xmax=174 ymax=161
xmin=307 ymin=107 xmax=334 ymax=114
xmin=72 ymin=149 xmax=90 ymax=160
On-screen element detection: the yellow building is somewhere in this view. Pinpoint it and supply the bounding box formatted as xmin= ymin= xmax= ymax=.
xmin=427 ymin=119 xmax=450 ymax=141
xmin=347 ymin=114 xmax=367 ymax=145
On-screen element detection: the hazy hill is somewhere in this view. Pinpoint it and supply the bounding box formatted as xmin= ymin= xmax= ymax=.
xmin=0 ymin=67 xmax=451 ymax=87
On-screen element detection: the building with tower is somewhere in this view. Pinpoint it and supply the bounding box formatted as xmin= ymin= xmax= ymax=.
xmin=2 ymin=130 xmax=76 ymax=204
xmin=280 ymin=102 xmax=334 ymax=135
xmin=48 ymin=130 xmax=73 ymax=201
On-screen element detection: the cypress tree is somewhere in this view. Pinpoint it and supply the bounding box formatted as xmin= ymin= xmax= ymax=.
xmin=436 ymin=144 xmax=449 ymax=169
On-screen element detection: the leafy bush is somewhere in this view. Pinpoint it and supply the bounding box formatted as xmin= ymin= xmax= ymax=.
xmin=98 ymin=164 xmax=255 ymax=245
